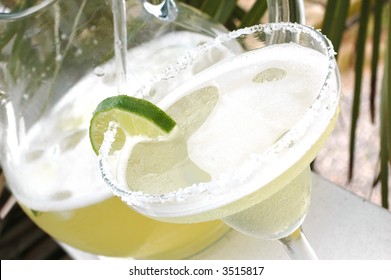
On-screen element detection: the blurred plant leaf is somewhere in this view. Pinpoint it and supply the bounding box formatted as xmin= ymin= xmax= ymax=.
xmin=387 ymin=4 xmax=391 ymax=168
xmin=200 ymin=0 xmax=220 ymax=18
xmin=370 ymin=0 xmax=384 ymax=123
xmin=213 ymin=0 xmax=237 ymax=24
xmin=182 ymin=0 xmax=203 ymax=9
xmin=199 ymin=0 xmax=237 ymax=24
xmin=348 ymin=0 xmax=371 ymax=181
xmin=240 ymin=0 xmax=267 ymax=28
xmin=379 ymin=0 xmax=391 ymax=208
xmin=380 ymin=56 xmax=389 ymax=208
xmin=322 ymin=0 xmax=350 ymax=55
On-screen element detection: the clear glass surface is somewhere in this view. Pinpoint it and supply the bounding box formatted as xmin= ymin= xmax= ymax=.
xmin=0 ymin=0 xmax=232 ymax=259
xmin=99 ymin=22 xmax=341 ymax=259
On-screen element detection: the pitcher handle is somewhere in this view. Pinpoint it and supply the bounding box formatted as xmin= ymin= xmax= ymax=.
xmin=267 ymin=0 xmax=305 ymax=24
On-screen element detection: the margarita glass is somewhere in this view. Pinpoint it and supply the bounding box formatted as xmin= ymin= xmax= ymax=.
xmin=97 ymin=22 xmax=341 ymax=259
xmin=0 ymin=0 xmax=232 ymax=259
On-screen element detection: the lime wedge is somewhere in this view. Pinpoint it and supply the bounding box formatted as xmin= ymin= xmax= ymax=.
xmin=89 ymin=89 xmax=216 ymax=195
xmin=89 ymin=95 xmax=176 ymax=155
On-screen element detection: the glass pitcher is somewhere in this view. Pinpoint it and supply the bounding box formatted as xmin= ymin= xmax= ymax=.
xmin=0 ymin=0 xmax=232 ymax=259
xmin=0 ymin=0 xmax=305 ymax=259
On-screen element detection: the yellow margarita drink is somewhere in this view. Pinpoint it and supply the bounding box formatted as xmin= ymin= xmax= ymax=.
xmin=96 ymin=24 xmax=340 ymax=242
xmin=20 ymin=197 xmax=226 ymax=259
xmin=155 ymin=43 xmax=339 ymax=237
xmin=2 ymin=31 xmax=229 ymax=259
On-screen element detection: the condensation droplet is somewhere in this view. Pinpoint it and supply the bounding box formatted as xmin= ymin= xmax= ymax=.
xmin=0 ymin=90 xmax=8 ymax=106
xmin=115 ymin=39 xmax=122 ymax=48
xmin=94 ymin=66 xmax=105 ymax=77
xmin=253 ymin=68 xmax=286 ymax=83
xmin=75 ymin=48 xmax=83 ymax=56
xmin=55 ymin=54 xmax=63 ymax=62
xmin=50 ymin=191 xmax=72 ymax=201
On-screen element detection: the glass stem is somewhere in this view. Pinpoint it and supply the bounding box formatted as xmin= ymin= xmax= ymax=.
xmin=278 ymin=227 xmax=318 ymax=260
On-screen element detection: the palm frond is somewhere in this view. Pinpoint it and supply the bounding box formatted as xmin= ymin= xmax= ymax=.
xmin=348 ymin=0 xmax=371 ymax=181
xmin=322 ymin=0 xmax=350 ymax=55
xmin=379 ymin=1 xmax=391 ymax=208
xmin=370 ymin=0 xmax=384 ymax=123
xmin=380 ymin=56 xmax=389 ymax=208
xmin=239 ymin=0 xmax=267 ymax=28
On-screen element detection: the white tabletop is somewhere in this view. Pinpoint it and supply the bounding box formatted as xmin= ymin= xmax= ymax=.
xmin=63 ymin=172 xmax=391 ymax=260
xmin=191 ymin=172 xmax=391 ymax=259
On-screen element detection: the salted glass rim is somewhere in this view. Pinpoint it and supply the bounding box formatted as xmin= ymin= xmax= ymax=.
xmin=99 ymin=22 xmax=340 ymax=213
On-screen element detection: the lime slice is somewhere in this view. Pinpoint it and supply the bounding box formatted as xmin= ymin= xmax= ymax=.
xmin=89 ymin=95 xmax=176 ymax=155
xmin=89 ymin=89 xmax=217 ymax=195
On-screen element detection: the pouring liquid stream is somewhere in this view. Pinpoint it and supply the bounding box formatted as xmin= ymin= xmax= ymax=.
xmin=112 ymin=0 xmax=131 ymax=94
